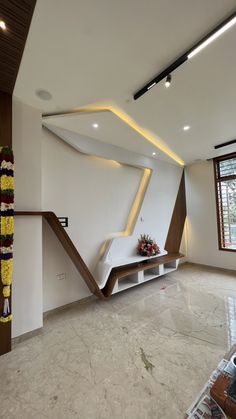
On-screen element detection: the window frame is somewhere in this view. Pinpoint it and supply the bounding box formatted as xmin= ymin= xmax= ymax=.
xmin=213 ymin=152 xmax=236 ymax=253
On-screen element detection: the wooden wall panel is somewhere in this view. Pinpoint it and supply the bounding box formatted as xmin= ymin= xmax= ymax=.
xmin=0 ymin=91 xmax=12 ymax=146
xmin=165 ymin=170 xmax=186 ymax=253
xmin=0 ymin=0 xmax=37 ymax=93
xmin=0 ymin=0 xmax=37 ymax=355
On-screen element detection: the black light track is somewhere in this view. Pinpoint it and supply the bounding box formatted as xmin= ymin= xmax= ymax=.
xmin=214 ymin=139 xmax=236 ymax=149
xmin=133 ymin=10 xmax=236 ymax=101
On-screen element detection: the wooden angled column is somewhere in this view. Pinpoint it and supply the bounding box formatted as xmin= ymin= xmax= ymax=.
xmin=165 ymin=170 xmax=187 ymax=253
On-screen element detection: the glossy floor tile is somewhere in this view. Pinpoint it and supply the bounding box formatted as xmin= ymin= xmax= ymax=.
xmin=1 ymin=263 xmax=236 ymax=419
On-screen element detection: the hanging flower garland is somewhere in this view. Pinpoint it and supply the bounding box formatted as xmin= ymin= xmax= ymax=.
xmin=0 ymin=146 xmax=14 ymax=323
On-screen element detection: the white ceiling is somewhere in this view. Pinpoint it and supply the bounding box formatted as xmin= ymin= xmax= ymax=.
xmin=14 ymin=0 xmax=236 ymax=164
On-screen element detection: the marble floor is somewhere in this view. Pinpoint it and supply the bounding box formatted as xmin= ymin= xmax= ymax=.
xmin=1 ymin=263 xmax=236 ymax=419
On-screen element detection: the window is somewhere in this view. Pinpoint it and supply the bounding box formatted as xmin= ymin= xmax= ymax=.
xmin=214 ymin=153 xmax=236 ymax=251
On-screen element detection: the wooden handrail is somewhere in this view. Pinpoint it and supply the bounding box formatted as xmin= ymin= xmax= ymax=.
xmin=15 ymin=211 xmax=183 ymax=299
xmin=15 ymin=211 xmax=106 ymax=300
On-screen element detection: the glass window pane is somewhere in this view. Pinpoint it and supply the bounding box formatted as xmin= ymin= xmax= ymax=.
xmin=219 ymin=158 xmax=236 ymax=178
xmin=219 ymin=179 xmax=236 ymax=250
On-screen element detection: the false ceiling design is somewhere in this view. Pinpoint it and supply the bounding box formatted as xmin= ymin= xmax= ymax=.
xmin=13 ymin=0 xmax=236 ymax=164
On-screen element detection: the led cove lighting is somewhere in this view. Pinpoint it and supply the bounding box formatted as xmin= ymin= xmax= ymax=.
xmin=188 ymin=16 xmax=236 ymax=59
xmin=0 ymin=20 xmax=6 ymax=30
xmin=92 ymin=123 xmax=99 ymax=128
xmin=183 ymin=126 xmax=190 ymax=131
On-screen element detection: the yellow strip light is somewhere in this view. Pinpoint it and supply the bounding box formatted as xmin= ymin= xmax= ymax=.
xmin=98 ymin=167 xmax=152 ymax=259
xmin=124 ymin=167 xmax=151 ymax=236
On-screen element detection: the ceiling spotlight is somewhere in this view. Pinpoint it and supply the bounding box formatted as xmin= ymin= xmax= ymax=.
xmin=165 ymin=74 xmax=172 ymax=88
xmin=92 ymin=123 xmax=99 ymax=128
xmin=183 ymin=125 xmax=190 ymax=131
xmin=0 ymin=20 xmax=6 ymax=30
xmin=152 ymin=152 xmax=156 ymax=156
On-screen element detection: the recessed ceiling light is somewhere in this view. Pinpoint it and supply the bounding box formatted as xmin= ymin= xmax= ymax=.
xmin=152 ymin=152 xmax=156 ymax=156
xmin=183 ymin=125 xmax=190 ymax=131
xmin=0 ymin=20 xmax=6 ymax=30
xmin=35 ymin=89 xmax=52 ymax=101
xmin=92 ymin=123 xmax=99 ymax=128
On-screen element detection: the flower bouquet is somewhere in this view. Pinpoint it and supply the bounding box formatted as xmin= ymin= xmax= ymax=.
xmin=137 ymin=234 xmax=160 ymax=257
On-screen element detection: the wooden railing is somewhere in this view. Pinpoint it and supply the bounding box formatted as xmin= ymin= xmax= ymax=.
xmin=15 ymin=211 xmax=183 ymax=299
xmin=15 ymin=211 xmax=106 ymax=299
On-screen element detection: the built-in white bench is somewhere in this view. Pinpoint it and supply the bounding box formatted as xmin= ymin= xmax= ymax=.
xmin=95 ymin=236 xmax=182 ymax=295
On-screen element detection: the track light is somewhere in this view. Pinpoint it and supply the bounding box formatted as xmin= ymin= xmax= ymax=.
xmin=188 ymin=15 xmax=236 ymax=59
xmin=134 ymin=10 xmax=236 ymax=100
xmin=165 ymin=74 xmax=171 ymax=88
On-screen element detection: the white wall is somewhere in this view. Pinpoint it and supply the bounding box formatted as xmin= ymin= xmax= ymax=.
xmin=105 ymin=162 xmax=183 ymax=260
xmin=42 ymin=129 xmax=145 ymax=311
xmin=11 ymin=101 xmax=236 ymax=340
xmin=186 ymin=161 xmax=236 ymax=270
xmin=11 ymin=104 xmax=184 ymax=327
xmin=12 ymin=99 xmax=43 ymax=338
xmin=42 ymin=129 xmax=183 ymax=311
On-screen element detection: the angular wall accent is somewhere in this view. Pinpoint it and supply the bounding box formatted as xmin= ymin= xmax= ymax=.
xmin=165 ymin=171 xmax=186 ymax=253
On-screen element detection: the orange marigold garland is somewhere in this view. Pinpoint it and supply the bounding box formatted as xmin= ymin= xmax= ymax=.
xmin=0 ymin=146 xmax=14 ymax=323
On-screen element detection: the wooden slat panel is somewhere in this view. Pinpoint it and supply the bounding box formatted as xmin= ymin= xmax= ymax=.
xmin=165 ymin=170 xmax=187 ymax=253
xmin=0 ymin=91 xmax=12 ymax=146
xmin=0 ymin=0 xmax=36 ymax=93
